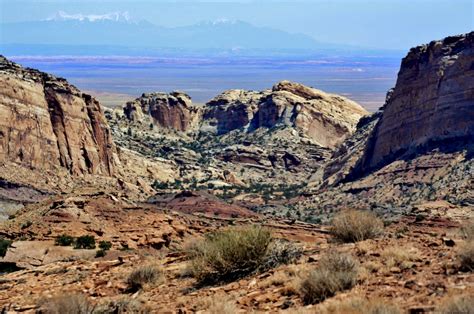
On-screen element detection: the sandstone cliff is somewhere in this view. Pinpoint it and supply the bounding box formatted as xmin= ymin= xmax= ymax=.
xmin=354 ymin=32 xmax=474 ymax=176
xmin=296 ymin=32 xmax=474 ymax=218
xmin=201 ymin=81 xmax=368 ymax=148
xmin=0 ymin=56 xmax=118 ymax=176
xmin=110 ymin=81 xmax=366 ymax=191
xmin=124 ymin=91 xmax=200 ymax=132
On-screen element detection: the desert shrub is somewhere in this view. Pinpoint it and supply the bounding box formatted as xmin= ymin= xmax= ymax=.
xmin=198 ymin=296 xmax=237 ymax=314
xmin=93 ymin=298 xmax=150 ymax=314
xmin=189 ymin=225 xmax=272 ymax=283
xmin=40 ymin=293 xmax=93 ymax=314
xmin=460 ymin=221 xmax=474 ymax=240
xmin=99 ymin=241 xmax=112 ymax=251
xmin=261 ymin=239 xmax=303 ymax=270
xmin=74 ymin=235 xmax=96 ymax=249
xmin=21 ymin=221 xmax=32 ymax=229
xmin=0 ymin=238 xmax=12 ymax=257
xmin=438 ymin=295 xmax=474 ymax=314
xmin=55 ymin=234 xmax=74 ymax=246
xmin=330 ymin=210 xmax=384 ymax=242
xmin=381 ymin=245 xmax=420 ymax=269
xmin=152 ymin=180 xmax=169 ymax=190
xmin=95 ymin=250 xmax=106 ymax=258
xmin=458 ymin=240 xmax=474 ymax=271
xmin=299 ymin=252 xmax=358 ymax=304
xmin=127 ymin=265 xmax=161 ymax=292
xmin=319 ymin=297 xmax=401 ymax=314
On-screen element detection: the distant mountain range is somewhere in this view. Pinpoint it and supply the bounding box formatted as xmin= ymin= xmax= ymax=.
xmin=1 ymin=12 xmax=334 ymax=54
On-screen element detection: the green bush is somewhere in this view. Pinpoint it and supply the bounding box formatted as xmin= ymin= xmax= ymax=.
xmin=330 ymin=210 xmax=384 ymax=243
xmin=99 ymin=241 xmax=112 ymax=251
xmin=74 ymin=235 xmax=96 ymax=249
xmin=55 ymin=235 xmax=74 ymax=246
xmin=127 ymin=265 xmax=161 ymax=292
xmin=152 ymin=180 xmax=169 ymax=190
xmin=189 ymin=226 xmax=272 ymax=283
xmin=95 ymin=249 xmax=106 ymax=258
xmin=300 ymin=252 xmax=358 ymax=304
xmin=0 ymin=238 xmax=12 ymax=257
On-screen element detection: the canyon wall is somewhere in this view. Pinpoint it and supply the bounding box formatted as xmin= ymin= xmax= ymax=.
xmin=0 ymin=56 xmax=118 ymax=176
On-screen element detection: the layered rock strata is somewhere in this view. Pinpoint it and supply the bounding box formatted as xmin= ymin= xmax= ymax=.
xmin=0 ymin=56 xmax=118 ymax=176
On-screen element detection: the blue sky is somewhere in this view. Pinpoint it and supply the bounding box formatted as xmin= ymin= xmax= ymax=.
xmin=1 ymin=0 xmax=472 ymax=49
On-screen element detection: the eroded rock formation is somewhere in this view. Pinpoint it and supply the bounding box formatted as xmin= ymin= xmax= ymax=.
xmin=201 ymin=81 xmax=368 ymax=148
xmin=355 ymin=32 xmax=474 ymax=175
xmin=0 ymin=56 xmax=118 ymax=176
xmin=124 ymin=92 xmax=200 ymax=132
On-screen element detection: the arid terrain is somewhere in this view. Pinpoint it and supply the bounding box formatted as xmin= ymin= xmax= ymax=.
xmin=0 ymin=31 xmax=473 ymax=313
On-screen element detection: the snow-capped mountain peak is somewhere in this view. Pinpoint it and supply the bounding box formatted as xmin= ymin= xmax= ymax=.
xmin=46 ymin=11 xmax=132 ymax=23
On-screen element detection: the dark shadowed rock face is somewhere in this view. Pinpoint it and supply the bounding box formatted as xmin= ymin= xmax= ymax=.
xmin=356 ymin=32 xmax=474 ymax=174
xmin=0 ymin=56 xmax=118 ymax=176
xmin=124 ymin=92 xmax=200 ymax=132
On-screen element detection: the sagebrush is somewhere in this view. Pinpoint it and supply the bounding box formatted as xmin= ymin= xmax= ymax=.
xmin=189 ymin=226 xmax=272 ymax=283
xmin=331 ymin=210 xmax=384 ymax=242
xmin=299 ymin=252 xmax=358 ymax=304
xmin=127 ymin=265 xmax=161 ymax=291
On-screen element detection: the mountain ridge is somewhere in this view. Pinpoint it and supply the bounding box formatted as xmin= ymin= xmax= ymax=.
xmin=1 ymin=18 xmax=322 ymax=51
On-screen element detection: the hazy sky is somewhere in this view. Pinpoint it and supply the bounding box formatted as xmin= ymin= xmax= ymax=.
xmin=1 ymin=0 xmax=472 ymax=49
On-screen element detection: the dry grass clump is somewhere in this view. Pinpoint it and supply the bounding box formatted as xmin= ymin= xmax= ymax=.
xmin=438 ymin=294 xmax=474 ymax=314
xmin=94 ymin=298 xmax=150 ymax=314
xmin=319 ymin=297 xmax=402 ymax=314
xmin=126 ymin=264 xmax=162 ymax=292
xmin=198 ymin=295 xmax=237 ymax=314
xmin=330 ymin=210 xmax=384 ymax=243
xmin=458 ymin=240 xmax=474 ymax=271
xmin=460 ymin=220 xmax=474 ymax=240
xmin=188 ymin=225 xmax=272 ymax=283
xmin=381 ymin=245 xmax=420 ymax=269
xmin=40 ymin=293 xmax=93 ymax=314
xmin=262 ymin=238 xmax=303 ymax=269
xmin=299 ymin=252 xmax=358 ymax=304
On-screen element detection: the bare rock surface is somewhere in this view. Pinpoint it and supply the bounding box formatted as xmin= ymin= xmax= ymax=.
xmin=124 ymin=91 xmax=201 ymax=132
xmin=0 ymin=56 xmax=119 ymax=176
xmin=296 ymin=32 xmax=474 ymax=219
xmin=355 ymin=32 xmax=474 ymax=174
xmin=201 ymin=80 xmax=368 ymax=148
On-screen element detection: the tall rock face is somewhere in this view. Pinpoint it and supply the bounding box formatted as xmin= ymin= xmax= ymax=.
xmin=355 ymin=32 xmax=474 ymax=174
xmin=0 ymin=56 xmax=118 ymax=176
xmin=201 ymin=81 xmax=368 ymax=148
xmin=124 ymin=92 xmax=200 ymax=132
xmin=201 ymin=89 xmax=264 ymax=135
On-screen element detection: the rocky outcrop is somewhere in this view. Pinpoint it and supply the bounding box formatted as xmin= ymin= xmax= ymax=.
xmin=354 ymin=32 xmax=474 ymax=175
xmin=124 ymin=92 xmax=200 ymax=132
xmin=201 ymin=81 xmax=367 ymax=148
xmin=117 ymin=81 xmax=366 ymax=148
xmin=299 ymin=32 xmax=474 ymax=215
xmin=201 ymin=90 xmax=264 ymax=134
xmin=0 ymin=56 xmax=118 ymax=176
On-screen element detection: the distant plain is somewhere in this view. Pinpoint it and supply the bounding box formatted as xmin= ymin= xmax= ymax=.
xmin=9 ymin=55 xmax=401 ymax=111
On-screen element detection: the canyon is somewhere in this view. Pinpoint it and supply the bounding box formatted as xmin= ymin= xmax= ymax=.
xmin=0 ymin=31 xmax=473 ymax=313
